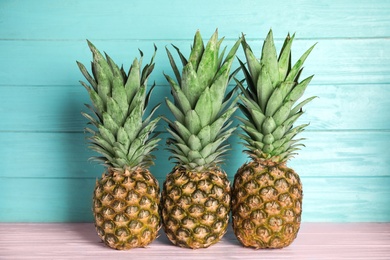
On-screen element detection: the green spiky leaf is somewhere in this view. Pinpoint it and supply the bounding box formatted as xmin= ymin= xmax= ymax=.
xmin=78 ymin=41 xmax=160 ymax=169
xmin=164 ymin=30 xmax=240 ymax=170
xmin=237 ymin=30 xmax=316 ymax=162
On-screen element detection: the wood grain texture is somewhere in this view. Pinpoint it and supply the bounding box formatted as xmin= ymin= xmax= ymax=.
xmin=1 ymin=177 xmax=389 ymax=222
xmin=1 ymin=84 xmax=390 ymax=132
xmin=1 ymin=132 xmax=389 ymax=179
xmin=0 ymin=178 xmax=94 ymax=222
xmin=1 ymin=39 xmax=389 ymax=86
xmin=0 ymin=0 xmax=389 ymax=223
xmin=1 ymin=0 xmax=389 ymax=39
xmin=1 ymin=132 xmax=390 ymax=221
xmin=0 ymin=223 xmax=389 ymax=259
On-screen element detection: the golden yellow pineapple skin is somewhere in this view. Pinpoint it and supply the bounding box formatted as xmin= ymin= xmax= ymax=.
xmin=232 ymin=159 xmax=302 ymax=249
xmin=93 ymin=168 xmax=161 ymax=250
xmin=161 ymin=167 xmax=231 ymax=249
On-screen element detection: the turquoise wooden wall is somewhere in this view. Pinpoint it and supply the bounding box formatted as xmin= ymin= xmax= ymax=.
xmin=1 ymin=0 xmax=389 ymax=222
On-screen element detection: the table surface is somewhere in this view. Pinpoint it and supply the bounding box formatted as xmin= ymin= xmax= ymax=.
xmin=1 ymin=223 xmax=389 ymax=260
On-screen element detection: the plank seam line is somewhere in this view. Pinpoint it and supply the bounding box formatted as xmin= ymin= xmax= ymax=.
xmin=1 ymin=37 xmax=390 ymax=42
xmin=0 ymin=130 xmax=168 ymax=134
xmin=1 ymin=130 xmax=390 ymax=134
xmin=1 ymin=176 xmax=389 ymax=180
xmin=2 ymin=82 xmax=390 ymax=88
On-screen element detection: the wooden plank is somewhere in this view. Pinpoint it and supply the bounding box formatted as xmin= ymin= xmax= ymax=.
xmin=302 ymin=84 xmax=390 ymax=130
xmin=1 ymin=0 xmax=389 ymax=40
xmin=1 ymin=132 xmax=388 ymax=222
xmin=0 ymin=40 xmax=165 ymax=86
xmin=300 ymin=177 xmax=390 ymax=222
xmin=0 ymin=131 xmax=389 ymax=179
xmin=0 ymin=84 xmax=167 ymax=133
xmin=1 ymin=84 xmax=389 ymax=132
xmin=0 ymin=132 xmax=102 ymax=179
xmin=0 ymin=223 xmax=389 ymax=259
xmin=1 ymin=38 xmax=389 ymax=86
xmin=0 ymin=178 xmax=95 ymax=222
xmin=0 ymin=176 xmax=389 ymax=222
xmin=241 ymin=37 xmax=390 ymax=86
xmin=0 ymin=86 xmax=90 ymax=132
xmin=289 ymin=131 xmax=390 ymax=178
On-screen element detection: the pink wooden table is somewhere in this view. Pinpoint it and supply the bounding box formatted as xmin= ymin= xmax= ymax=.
xmin=1 ymin=223 xmax=389 ymax=259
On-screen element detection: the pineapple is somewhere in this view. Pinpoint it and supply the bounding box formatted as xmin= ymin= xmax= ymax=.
xmin=232 ymin=30 xmax=316 ymax=248
xmin=77 ymin=41 xmax=161 ymax=250
xmin=161 ymin=30 xmax=241 ymax=249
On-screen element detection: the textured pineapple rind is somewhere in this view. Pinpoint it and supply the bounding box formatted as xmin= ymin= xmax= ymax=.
xmin=162 ymin=30 xmax=240 ymax=249
xmin=161 ymin=167 xmax=231 ymax=249
xmin=232 ymin=159 xmax=302 ymax=249
xmin=232 ymin=30 xmax=314 ymax=249
xmin=78 ymin=42 xmax=162 ymax=250
xmin=93 ymin=168 xmax=161 ymax=250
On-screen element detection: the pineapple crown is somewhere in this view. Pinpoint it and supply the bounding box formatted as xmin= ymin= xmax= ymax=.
xmin=77 ymin=41 xmax=161 ymax=170
xmin=236 ymin=30 xmax=316 ymax=162
xmin=164 ymin=30 xmax=242 ymax=171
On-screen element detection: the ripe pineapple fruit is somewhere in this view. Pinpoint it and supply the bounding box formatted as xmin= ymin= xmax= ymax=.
xmin=232 ymin=30 xmax=316 ymax=248
xmin=77 ymin=41 xmax=161 ymax=250
xmin=161 ymin=30 xmax=241 ymax=249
